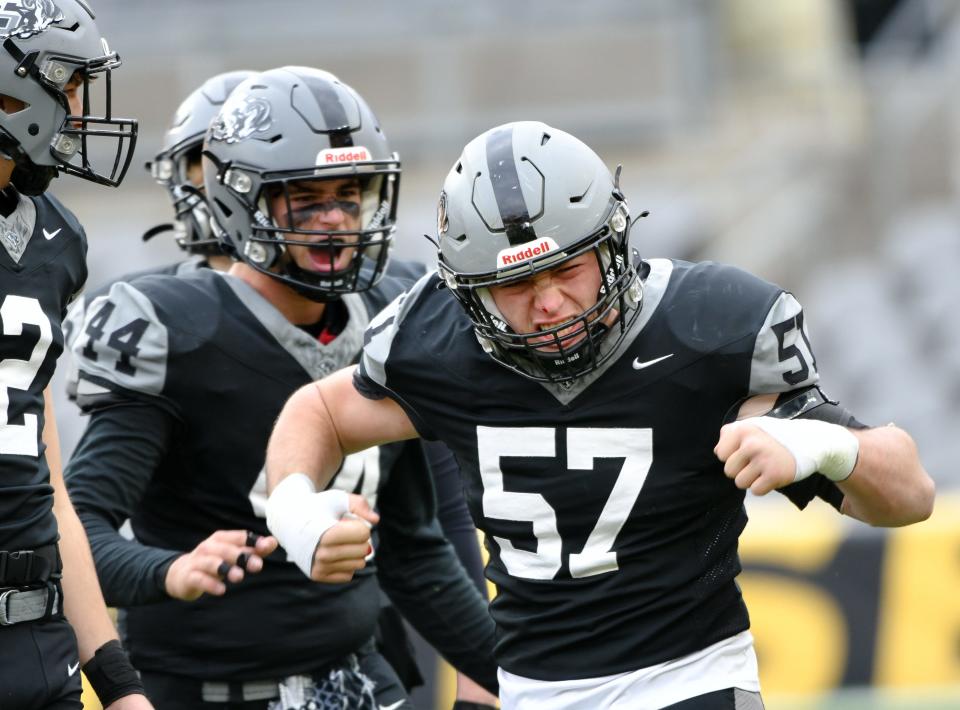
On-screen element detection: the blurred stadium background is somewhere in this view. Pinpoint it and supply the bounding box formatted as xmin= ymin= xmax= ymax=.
xmin=61 ymin=1 xmax=959 ymax=708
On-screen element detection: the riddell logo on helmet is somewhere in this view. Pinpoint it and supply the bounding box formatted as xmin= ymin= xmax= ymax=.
xmin=316 ymin=147 xmax=371 ymax=165
xmin=496 ymin=238 xmax=560 ymax=268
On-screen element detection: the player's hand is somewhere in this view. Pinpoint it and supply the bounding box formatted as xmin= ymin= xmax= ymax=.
xmin=310 ymin=493 xmax=379 ymax=583
xmin=164 ymin=530 xmax=278 ymax=601
xmin=714 ymin=420 xmax=797 ymax=495
xmin=104 ymin=694 xmax=154 ymax=709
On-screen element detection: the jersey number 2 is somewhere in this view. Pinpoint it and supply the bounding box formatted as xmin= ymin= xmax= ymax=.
xmin=0 ymin=296 xmax=52 ymax=456
xmin=478 ymin=426 xmax=652 ymax=580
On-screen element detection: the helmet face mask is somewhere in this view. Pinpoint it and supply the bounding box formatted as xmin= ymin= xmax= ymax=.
xmin=246 ymin=170 xmax=397 ymax=298
xmin=0 ymin=0 xmax=137 ymax=192
xmin=203 ymin=67 xmax=400 ymax=302
xmin=437 ymin=121 xmax=642 ymax=383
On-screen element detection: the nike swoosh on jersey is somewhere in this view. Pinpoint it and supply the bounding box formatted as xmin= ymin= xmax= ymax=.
xmin=67 ymin=661 xmax=80 ymax=676
xmin=43 ymin=227 xmax=62 ymax=240
xmin=632 ymin=353 xmax=674 ymax=370
xmin=379 ymin=702 xmax=405 ymax=710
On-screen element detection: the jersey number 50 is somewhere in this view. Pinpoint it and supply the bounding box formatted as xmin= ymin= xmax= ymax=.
xmin=478 ymin=426 xmax=652 ymax=581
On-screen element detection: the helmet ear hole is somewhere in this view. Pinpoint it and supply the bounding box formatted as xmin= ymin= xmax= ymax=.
xmin=0 ymin=95 xmax=29 ymax=115
xmin=213 ymin=197 xmax=232 ymax=218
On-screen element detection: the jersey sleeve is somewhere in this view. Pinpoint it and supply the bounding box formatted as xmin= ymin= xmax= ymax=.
xmin=71 ymin=280 xmax=179 ymax=416
xmin=61 ymin=294 xmax=87 ymax=400
xmin=356 ymin=272 xmax=438 ymax=438
xmin=748 ymin=291 xmax=820 ymax=395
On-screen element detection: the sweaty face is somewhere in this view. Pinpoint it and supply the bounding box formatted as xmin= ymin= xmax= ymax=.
xmin=489 ymin=252 xmax=614 ymax=352
xmin=267 ymin=177 xmax=363 ymax=274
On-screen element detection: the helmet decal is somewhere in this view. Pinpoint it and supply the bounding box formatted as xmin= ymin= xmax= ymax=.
xmin=496 ymin=237 xmax=560 ymax=269
xmin=485 ymin=125 xmax=539 ymax=246
xmin=437 ymin=190 xmax=448 ymax=236
xmin=0 ymin=0 xmax=64 ymax=39
xmin=209 ymin=96 xmax=273 ymax=144
xmin=315 ymin=146 xmax=370 ymax=166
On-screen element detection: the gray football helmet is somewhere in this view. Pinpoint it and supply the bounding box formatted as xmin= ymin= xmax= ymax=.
xmin=0 ymin=0 xmax=137 ymax=193
xmin=437 ymin=121 xmax=643 ymax=382
xmin=144 ymin=70 xmax=255 ymax=254
xmin=203 ymin=66 xmax=400 ymax=301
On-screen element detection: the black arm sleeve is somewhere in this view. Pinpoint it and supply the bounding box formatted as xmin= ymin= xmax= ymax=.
xmin=423 ymin=440 xmax=488 ymax=597
xmin=375 ymin=440 xmax=498 ymax=695
xmin=64 ymin=398 xmax=181 ymax=607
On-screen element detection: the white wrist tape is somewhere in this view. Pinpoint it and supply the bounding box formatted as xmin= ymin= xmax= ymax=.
xmin=266 ymin=473 xmax=349 ymax=578
xmin=750 ymin=416 xmax=859 ymax=482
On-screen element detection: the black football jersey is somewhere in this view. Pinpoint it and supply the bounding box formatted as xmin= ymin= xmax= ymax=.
xmin=357 ymin=258 xmax=841 ymax=680
xmin=66 ymin=264 xmax=433 ymax=678
xmin=0 ymin=192 xmax=86 ymax=550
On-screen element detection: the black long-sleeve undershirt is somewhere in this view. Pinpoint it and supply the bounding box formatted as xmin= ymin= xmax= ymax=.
xmin=65 ymin=399 xmax=181 ymax=606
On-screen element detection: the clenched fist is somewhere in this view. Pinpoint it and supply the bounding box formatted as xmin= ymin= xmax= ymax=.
xmin=309 ymin=494 xmax=379 ymax=583
xmin=714 ymin=420 xmax=797 ymax=495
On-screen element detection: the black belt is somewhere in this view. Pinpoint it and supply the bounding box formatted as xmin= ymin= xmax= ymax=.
xmin=0 ymin=544 xmax=60 ymax=585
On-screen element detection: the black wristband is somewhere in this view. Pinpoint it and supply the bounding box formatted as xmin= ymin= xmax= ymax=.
xmin=83 ymin=639 xmax=144 ymax=706
xmin=451 ymin=702 xmax=498 ymax=710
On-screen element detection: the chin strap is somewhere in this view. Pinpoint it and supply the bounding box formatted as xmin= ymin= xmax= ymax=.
xmin=142 ymin=222 xmax=174 ymax=242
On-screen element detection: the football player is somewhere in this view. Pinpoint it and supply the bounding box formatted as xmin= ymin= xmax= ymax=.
xmin=264 ymin=121 xmax=936 ymax=710
xmin=65 ymin=67 xmax=497 ymax=710
xmin=0 ymin=1 xmax=149 ymax=708
xmin=65 ymin=67 xmax=493 ymax=707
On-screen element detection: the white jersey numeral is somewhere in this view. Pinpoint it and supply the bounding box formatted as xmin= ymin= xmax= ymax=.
xmin=478 ymin=427 xmax=561 ymax=580
xmin=477 ymin=426 xmax=653 ymax=580
xmin=0 ymin=296 xmax=52 ymax=456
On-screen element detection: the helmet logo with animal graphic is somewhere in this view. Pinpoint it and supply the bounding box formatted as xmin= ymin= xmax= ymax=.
xmin=209 ymin=97 xmax=273 ymax=144
xmin=0 ymin=0 xmax=63 ymax=39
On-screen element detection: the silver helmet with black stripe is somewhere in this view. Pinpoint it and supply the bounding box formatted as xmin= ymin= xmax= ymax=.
xmin=202 ymin=66 xmax=400 ymax=301
xmin=437 ymin=121 xmax=642 ymax=382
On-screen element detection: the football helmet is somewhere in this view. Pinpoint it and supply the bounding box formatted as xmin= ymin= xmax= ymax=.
xmin=145 ymin=70 xmax=255 ymax=254
xmin=437 ymin=121 xmax=643 ymax=382
xmin=0 ymin=0 xmax=137 ymax=193
xmin=203 ymin=66 xmax=400 ymax=301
